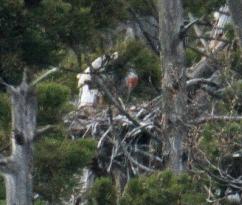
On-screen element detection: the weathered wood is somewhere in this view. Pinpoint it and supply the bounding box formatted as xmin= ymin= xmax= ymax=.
xmin=2 ymin=79 xmax=37 ymax=205
xmin=159 ymin=0 xmax=187 ymax=173
xmin=0 ymin=68 xmax=57 ymax=205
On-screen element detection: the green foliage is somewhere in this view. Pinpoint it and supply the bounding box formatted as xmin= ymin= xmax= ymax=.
xmin=120 ymin=171 xmax=207 ymax=205
xmin=200 ymin=123 xmax=220 ymax=159
xmin=124 ymin=41 xmax=160 ymax=85
xmin=224 ymin=24 xmax=236 ymax=42
xmin=87 ymin=177 xmax=117 ymax=205
xmin=36 ymin=82 xmax=71 ymax=124
xmin=0 ymin=93 xmax=11 ymax=152
xmin=183 ymin=0 xmax=226 ymax=16
xmin=34 ymin=138 xmax=96 ymax=203
xmin=114 ymin=40 xmax=161 ymax=98
xmin=185 ymin=48 xmax=201 ymax=67
xmin=128 ymin=0 xmax=154 ymax=16
xmin=0 ymin=93 xmax=10 ymax=131
xmin=0 ymin=0 xmax=125 ymax=85
xmin=21 ymin=28 xmax=60 ymax=66
xmin=0 ymin=0 xmax=62 ymax=84
xmin=87 ymin=0 xmax=127 ymax=30
xmin=0 ymin=177 xmax=5 ymax=201
xmin=200 ymin=121 xmax=242 ymax=163
xmin=230 ymin=49 xmax=242 ymax=75
xmin=222 ymin=80 xmax=242 ymax=113
xmin=34 ymin=199 xmax=45 ymax=205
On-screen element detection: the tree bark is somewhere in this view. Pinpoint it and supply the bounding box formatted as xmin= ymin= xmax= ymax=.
xmin=159 ymin=0 xmax=187 ymax=173
xmin=228 ymin=0 xmax=242 ymax=47
xmin=0 ymin=79 xmax=37 ymax=205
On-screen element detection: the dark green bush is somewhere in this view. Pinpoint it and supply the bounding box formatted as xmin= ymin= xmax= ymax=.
xmin=0 ymin=93 xmax=11 ymax=152
xmin=120 ymin=171 xmax=207 ymax=205
xmin=36 ymin=82 xmax=71 ymax=124
xmin=113 ymin=40 xmax=160 ymax=99
xmin=186 ymin=48 xmax=201 ymax=67
xmin=87 ymin=177 xmax=117 ymax=205
xmin=34 ymin=138 xmax=96 ymax=203
xmin=0 ymin=93 xmax=11 ymax=131
xmin=183 ymin=0 xmax=226 ymax=16
xmin=0 ymin=177 xmax=5 ymax=202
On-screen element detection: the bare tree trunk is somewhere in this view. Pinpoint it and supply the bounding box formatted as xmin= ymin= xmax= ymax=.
xmin=0 ymin=78 xmax=37 ymax=205
xmin=4 ymin=147 xmax=33 ymax=205
xmin=159 ymin=0 xmax=187 ymax=173
xmin=228 ymin=0 xmax=242 ymax=47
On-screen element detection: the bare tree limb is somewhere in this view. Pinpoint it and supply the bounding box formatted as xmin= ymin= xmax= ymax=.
xmin=121 ymin=143 xmax=154 ymax=172
xmin=193 ymin=115 xmax=242 ymax=124
xmin=0 ymin=77 xmax=15 ymax=92
xmin=186 ymin=78 xmax=218 ymax=88
xmin=0 ymin=77 xmax=10 ymax=87
xmin=31 ymin=66 xmax=59 ymax=86
xmin=35 ymin=125 xmax=57 ymax=140
xmin=132 ymin=148 xmax=164 ymax=164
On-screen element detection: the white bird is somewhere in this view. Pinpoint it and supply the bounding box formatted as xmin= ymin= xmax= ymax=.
xmin=77 ymin=52 xmax=119 ymax=88
xmin=76 ymin=52 xmax=119 ymax=108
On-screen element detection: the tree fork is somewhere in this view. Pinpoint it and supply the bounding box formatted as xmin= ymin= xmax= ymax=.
xmin=0 ymin=68 xmax=58 ymax=205
xmin=1 ymin=77 xmax=37 ymax=205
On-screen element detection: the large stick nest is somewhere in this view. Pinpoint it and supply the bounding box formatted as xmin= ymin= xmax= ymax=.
xmin=64 ymin=96 xmax=169 ymax=179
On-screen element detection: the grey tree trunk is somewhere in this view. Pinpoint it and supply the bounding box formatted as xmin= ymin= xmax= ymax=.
xmin=228 ymin=0 xmax=242 ymax=47
xmin=159 ymin=0 xmax=187 ymax=173
xmin=0 ymin=79 xmax=37 ymax=205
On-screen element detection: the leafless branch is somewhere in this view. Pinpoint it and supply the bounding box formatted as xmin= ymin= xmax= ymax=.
xmin=186 ymin=78 xmax=218 ymax=88
xmin=0 ymin=77 xmax=15 ymax=92
xmin=35 ymin=125 xmax=57 ymax=140
xmin=132 ymin=148 xmax=164 ymax=164
xmin=193 ymin=115 xmax=242 ymax=124
xmin=31 ymin=66 xmax=59 ymax=86
xmin=120 ymin=143 xmax=155 ymax=172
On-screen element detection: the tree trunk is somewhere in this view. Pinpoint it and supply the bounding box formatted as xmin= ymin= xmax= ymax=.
xmin=159 ymin=0 xmax=187 ymax=173
xmin=5 ymin=146 xmax=33 ymax=205
xmin=228 ymin=0 xmax=242 ymax=47
xmin=0 ymin=79 xmax=37 ymax=205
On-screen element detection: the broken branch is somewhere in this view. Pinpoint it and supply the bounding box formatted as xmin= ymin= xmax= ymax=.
xmin=31 ymin=66 xmax=59 ymax=86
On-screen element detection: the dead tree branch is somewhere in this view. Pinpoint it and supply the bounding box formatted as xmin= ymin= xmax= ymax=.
xmin=31 ymin=66 xmax=59 ymax=86
xmin=193 ymin=115 xmax=242 ymax=124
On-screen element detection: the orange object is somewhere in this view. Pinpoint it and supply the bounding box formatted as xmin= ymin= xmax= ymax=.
xmin=126 ymin=70 xmax=139 ymax=90
xmin=127 ymin=77 xmax=138 ymax=89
